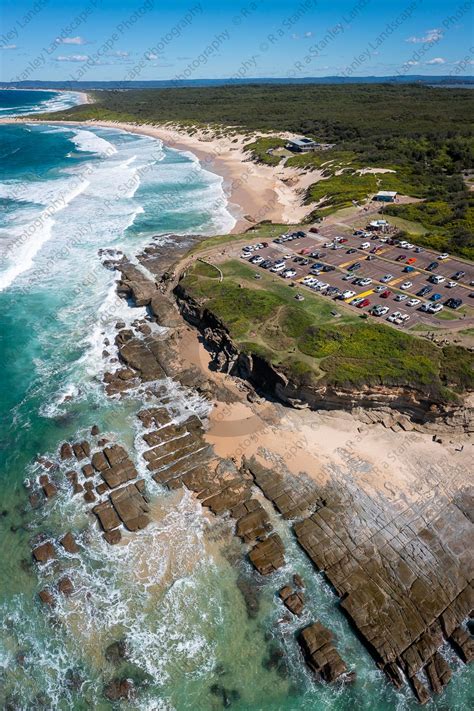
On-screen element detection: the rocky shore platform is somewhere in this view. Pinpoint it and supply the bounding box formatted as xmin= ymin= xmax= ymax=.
xmin=22 ymin=234 xmax=472 ymax=705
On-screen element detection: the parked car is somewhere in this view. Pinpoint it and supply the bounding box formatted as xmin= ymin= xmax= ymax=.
xmin=452 ymin=270 xmax=465 ymax=280
xmin=372 ymin=305 xmax=389 ymax=316
xmin=380 ymin=290 xmax=392 ymax=298
xmin=437 ymin=253 xmax=449 ymax=260
xmin=406 ymin=257 xmax=417 ymax=265
xmin=374 ymin=285 xmax=386 ymax=293
xmin=396 ymin=255 xmax=407 ymax=262
xmin=395 ymin=313 xmax=410 ymax=325
xmin=270 ymin=262 xmax=286 ymax=272
xmin=346 ymin=248 xmax=357 ymax=254
xmin=261 ymin=260 xmax=273 ymax=269
xmin=394 ymin=293 xmax=408 ymax=301
xmin=342 ymin=273 xmax=353 ymax=281
xmin=360 ymin=242 xmax=370 ymax=249
xmin=348 ymin=262 xmax=361 ymax=272
xmin=282 ymin=269 xmax=296 ymax=278
xmin=406 ymin=298 xmax=421 ymax=307
xmin=400 ymin=281 xmax=413 ymax=290
xmin=414 ymin=247 xmax=424 ymax=253
xmin=380 ymin=274 xmax=393 ymax=283
xmin=446 ymin=281 xmax=457 ymax=288
xmin=340 ymin=290 xmax=356 ymax=300
xmin=428 ymin=303 xmax=444 ymax=313
xmin=403 ymin=266 xmax=415 ymax=273
xmin=351 ymin=297 xmax=364 ymax=307
xmin=445 ymin=298 xmax=462 ymax=309
xmin=357 ymin=298 xmax=371 ymax=308
xmin=250 ymin=255 xmax=264 ymax=264
xmin=426 ymin=261 xmax=439 ymax=272
xmin=417 ymin=285 xmax=432 ymax=297
xmin=388 ymin=311 xmax=402 ymax=323
xmin=322 ymin=265 xmax=336 ymax=272
xmin=429 ymin=275 xmax=445 ymax=284
xmin=358 ymin=278 xmax=372 ymax=287
xmin=430 ymin=293 xmax=442 ymax=301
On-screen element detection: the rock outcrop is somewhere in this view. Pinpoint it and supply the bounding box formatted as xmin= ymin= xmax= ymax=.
xmin=298 ymin=621 xmax=351 ymax=683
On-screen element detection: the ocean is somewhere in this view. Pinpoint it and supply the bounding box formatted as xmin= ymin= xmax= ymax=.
xmin=0 ymin=90 xmax=471 ymax=710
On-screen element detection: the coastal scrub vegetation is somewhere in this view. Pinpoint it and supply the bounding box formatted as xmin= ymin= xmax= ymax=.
xmin=179 ymin=258 xmax=474 ymax=401
xmin=40 ymin=84 xmax=474 ymax=258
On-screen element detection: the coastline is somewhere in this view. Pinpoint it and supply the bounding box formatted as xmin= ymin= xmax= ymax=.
xmin=0 ymin=116 xmax=318 ymax=233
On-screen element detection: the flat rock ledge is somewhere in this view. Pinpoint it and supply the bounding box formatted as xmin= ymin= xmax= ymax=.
xmin=138 ymin=407 xmax=286 ymax=576
xmin=244 ymin=456 xmax=473 ymax=704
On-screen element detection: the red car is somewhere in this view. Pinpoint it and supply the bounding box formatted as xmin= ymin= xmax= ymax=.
xmin=406 ymin=257 xmax=416 ymax=265
xmin=380 ymin=290 xmax=391 ymax=298
xmin=357 ymin=298 xmax=371 ymax=308
xmin=299 ymin=248 xmax=311 ymax=255
xmin=339 ymin=238 xmax=348 ymax=243
xmin=309 ymin=227 xmax=319 ymax=233
xmin=396 ymin=254 xmax=407 ymax=262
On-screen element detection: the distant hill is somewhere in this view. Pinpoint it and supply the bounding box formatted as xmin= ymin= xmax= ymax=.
xmin=1 ymin=76 xmax=473 ymax=90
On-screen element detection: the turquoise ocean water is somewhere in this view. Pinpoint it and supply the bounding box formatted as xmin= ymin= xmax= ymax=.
xmin=0 ymin=90 xmax=472 ymax=710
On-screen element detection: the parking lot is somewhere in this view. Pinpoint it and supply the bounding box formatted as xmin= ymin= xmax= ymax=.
xmin=235 ymin=223 xmax=474 ymax=330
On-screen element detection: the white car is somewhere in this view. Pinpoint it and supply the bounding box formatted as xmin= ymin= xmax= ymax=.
xmin=446 ymin=281 xmax=457 ymax=288
xmin=342 ymin=273 xmax=353 ymax=281
xmin=428 ymin=303 xmax=444 ymax=313
xmin=405 ymin=243 xmax=414 ymax=250
xmin=351 ymin=297 xmax=364 ymax=307
xmin=380 ymin=274 xmax=393 ymax=283
xmin=241 ymin=252 xmax=251 ymax=259
xmin=398 ymin=241 xmax=409 ymax=248
xmin=388 ymin=311 xmax=402 ymax=323
xmin=282 ymin=269 xmax=296 ymax=278
xmin=406 ymin=298 xmax=421 ymax=307
xmin=394 ymin=293 xmax=408 ymax=301
xmin=283 ymin=253 xmax=292 ymax=259
xmin=360 ymin=242 xmax=371 ymax=249
xmin=395 ymin=313 xmax=410 ymax=325
xmin=340 ymin=290 xmax=356 ymax=300
xmin=302 ymin=276 xmax=316 ymax=285
xmin=437 ymin=253 xmax=449 ymax=260
xmin=323 ymin=242 xmax=333 ymax=248
xmin=430 ymin=275 xmax=445 ymax=284
xmin=400 ymin=281 xmax=413 ymax=290
xmin=358 ymin=278 xmax=372 ymax=287
xmin=374 ymin=285 xmax=386 ymax=293
xmin=250 ymin=255 xmax=264 ymax=264
xmin=270 ymin=263 xmax=286 ymax=273
xmin=372 ymin=305 xmax=389 ymax=316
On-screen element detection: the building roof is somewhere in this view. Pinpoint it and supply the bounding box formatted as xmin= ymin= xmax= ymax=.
xmin=375 ymin=190 xmax=397 ymax=197
xmin=287 ymin=137 xmax=317 ymax=147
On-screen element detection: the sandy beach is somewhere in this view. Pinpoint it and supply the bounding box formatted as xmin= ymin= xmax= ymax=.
xmin=0 ymin=116 xmax=319 ymax=232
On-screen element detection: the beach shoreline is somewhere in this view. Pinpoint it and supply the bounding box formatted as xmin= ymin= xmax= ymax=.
xmin=0 ymin=116 xmax=318 ymax=233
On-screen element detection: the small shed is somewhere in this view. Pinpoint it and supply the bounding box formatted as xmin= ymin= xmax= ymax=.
xmin=373 ymin=190 xmax=397 ymax=202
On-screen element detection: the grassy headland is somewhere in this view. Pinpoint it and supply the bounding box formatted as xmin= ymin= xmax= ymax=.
xmin=178 ymin=253 xmax=473 ymax=402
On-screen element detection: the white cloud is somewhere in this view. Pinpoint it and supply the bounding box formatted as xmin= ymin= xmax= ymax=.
xmin=108 ymin=50 xmax=129 ymax=57
xmin=304 ymin=31 xmax=313 ymax=37
xmin=55 ymin=54 xmax=89 ymax=62
xmin=406 ymin=28 xmax=443 ymax=44
xmin=57 ymin=36 xmax=86 ymax=45
xmin=145 ymin=52 xmax=158 ymax=60
xmin=1 ymin=44 xmax=17 ymax=50
xmin=426 ymin=57 xmax=445 ymax=65
xmin=407 ymin=60 xmax=419 ymax=66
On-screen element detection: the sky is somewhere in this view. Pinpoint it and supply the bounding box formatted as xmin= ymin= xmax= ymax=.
xmin=0 ymin=0 xmax=473 ymax=83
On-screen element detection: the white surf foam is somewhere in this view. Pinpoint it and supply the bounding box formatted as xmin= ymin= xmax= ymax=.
xmin=69 ymin=129 xmax=118 ymax=157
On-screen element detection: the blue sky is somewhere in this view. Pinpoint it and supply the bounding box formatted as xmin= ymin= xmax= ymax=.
xmin=1 ymin=0 xmax=473 ymax=83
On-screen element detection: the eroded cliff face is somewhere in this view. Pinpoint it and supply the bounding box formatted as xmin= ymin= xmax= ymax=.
xmin=174 ymin=283 xmax=474 ymax=433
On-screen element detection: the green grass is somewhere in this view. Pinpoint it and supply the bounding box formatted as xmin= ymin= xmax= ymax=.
xmin=178 ymin=259 xmax=474 ymax=400
xmin=243 ymin=137 xmax=288 ymax=166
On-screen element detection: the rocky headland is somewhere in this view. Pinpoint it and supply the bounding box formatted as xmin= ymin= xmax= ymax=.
xmin=23 ymin=232 xmax=473 ymax=705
